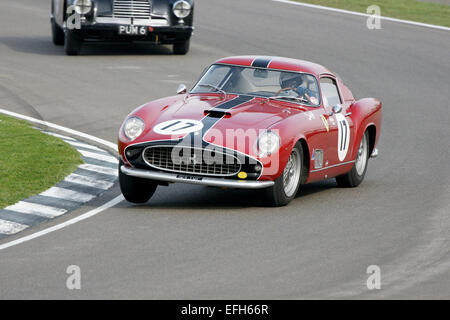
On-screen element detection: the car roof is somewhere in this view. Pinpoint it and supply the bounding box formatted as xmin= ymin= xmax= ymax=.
xmin=214 ymin=56 xmax=334 ymax=78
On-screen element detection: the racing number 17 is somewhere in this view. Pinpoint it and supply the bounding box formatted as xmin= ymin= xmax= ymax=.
xmin=161 ymin=120 xmax=197 ymax=132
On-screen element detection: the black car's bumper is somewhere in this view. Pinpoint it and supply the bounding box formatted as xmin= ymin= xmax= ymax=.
xmin=72 ymin=23 xmax=193 ymax=44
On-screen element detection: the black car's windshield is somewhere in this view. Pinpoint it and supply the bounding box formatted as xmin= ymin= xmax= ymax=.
xmin=191 ymin=64 xmax=321 ymax=106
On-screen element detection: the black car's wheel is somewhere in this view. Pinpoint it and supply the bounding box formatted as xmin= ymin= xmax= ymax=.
xmin=119 ymin=161 xmax=158 ymax=204
xmin=265 ymin=142 xmax=307 ymax=207
xmin=173 ymin=40 xmax=190 ymax=55
xmin=64 ymin=30 xmax=82 ymax=56
xmin=336 ymin=130 xmax=369 ymax=187
xmin=51 ymin=18 xmax=64 ymax=45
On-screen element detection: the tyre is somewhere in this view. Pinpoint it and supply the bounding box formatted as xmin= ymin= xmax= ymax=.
xmin=64 ymin=30 xmax=82 ymax=56
xmin=51 ymin=18 xmax=64 ymax=45
xmin=265 ymin=142 xmax=307 ymax=207
xmin=336 ymin=130 xmax=369 ymax=187
xmin=173 ymin=40 xmax=190 ymax=55
xmin=119 ymin=161 xmax=158 ymax=204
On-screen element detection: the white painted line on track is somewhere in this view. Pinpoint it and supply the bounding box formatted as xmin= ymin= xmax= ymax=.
xmin=41 ymin=131 xmax=77 ymax=141
xmin=78 ymin=149 xmax=118 ymax=164
xmin=272 ymin=0 xmax=450 ymax=32
xmin=0 ymin=108 xmax=118 ymax=150
xmin=5 ymin=202 xmax=67 ymax=218
xmin=79 ymin=163 xmax=118 ymax=176
xmin=0 ymin=195 xmax=124 ymax=251
xmin=0 ymin=219 xmax=28 ymax=235
xmin=64 ymin=173 xmax=114 ymax=190
xmin=0 ymin=109 xmax=124 ymax=251
xmin=40 ymin=187 xmax=96 ymax=203
xmin=62 ymin=140 xmax=106 ymax=152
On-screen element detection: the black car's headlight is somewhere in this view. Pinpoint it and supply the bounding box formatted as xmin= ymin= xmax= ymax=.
xmin=74 ymin=0 xmax=93 ymax=15
xmin=173 ymin=0 xmax=192 ymax=19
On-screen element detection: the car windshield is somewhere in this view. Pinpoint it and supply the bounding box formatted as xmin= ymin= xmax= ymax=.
xmin=191 ymin=64 xmax=321 ymax=106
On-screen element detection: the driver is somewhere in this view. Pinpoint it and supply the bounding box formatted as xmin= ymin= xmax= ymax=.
xmin=275 ymin=73 xmax=318 ymax=105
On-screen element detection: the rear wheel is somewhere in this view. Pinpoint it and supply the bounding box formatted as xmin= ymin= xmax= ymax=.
xmin=119 ymin=161 xmax=158 ymax=204
xmin=265 ymin=142 xmax=306 ymax=207
xmin=64 ymin=30 xmax=82 ymax=56
xmin=173 ymin=40 xmax=190 ymax=55
xmin=51 ymin=18 xmax=64 ymax=45
xmin=336 ymin=131 xmax=369 ymax=187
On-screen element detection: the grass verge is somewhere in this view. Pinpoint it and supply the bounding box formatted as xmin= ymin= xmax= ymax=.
xmin=0 ymin=114 xmax=83 ymax=208
xmin=291 ymin=0 xmax=450 ymax=28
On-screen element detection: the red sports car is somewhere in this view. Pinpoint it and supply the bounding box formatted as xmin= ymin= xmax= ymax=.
xmin=118 ymin=56 xmax=382 ymax=206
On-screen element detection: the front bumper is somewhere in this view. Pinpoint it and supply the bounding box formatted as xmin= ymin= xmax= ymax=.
xmin=121 ymin=166 xmax=274 ymax=189
xmin=71 ymin=18 xmax=193 ymax=43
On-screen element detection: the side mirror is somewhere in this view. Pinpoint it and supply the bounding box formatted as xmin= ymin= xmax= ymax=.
xmin=177 ymin=84 xmax=187 ymax=94
xmin=330 ymin=104 xmax=342 ymax=116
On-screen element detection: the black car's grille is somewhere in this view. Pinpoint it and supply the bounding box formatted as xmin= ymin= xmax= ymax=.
xmin=113 ymin=0 xmax=151 ymax=19
xmin=143 ymin=146 xmax=242 ymax=177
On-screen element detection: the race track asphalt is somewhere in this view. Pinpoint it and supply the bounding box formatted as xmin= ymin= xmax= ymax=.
xmin=0 ymin=0 xmax=449 ymax=299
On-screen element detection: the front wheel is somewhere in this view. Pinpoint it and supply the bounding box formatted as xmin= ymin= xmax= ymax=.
xmin=265 ymin=142 xmax=307 ymax=207
xmin=64 ymin=30 xmax=82 ymax=56
xmin=119 ymin=161 xmax=158 ymax=203
xmin=173 ymin=40 xmax=190 ymax=55
xmin=336 ymin=131 xmax=369 ymax=187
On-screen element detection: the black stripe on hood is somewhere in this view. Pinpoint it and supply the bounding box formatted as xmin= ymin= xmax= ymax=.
xmin=180 ymin=95 xmax=254 ymax=146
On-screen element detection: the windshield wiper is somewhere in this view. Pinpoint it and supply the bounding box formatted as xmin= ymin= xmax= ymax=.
xmin=268 ymin=96 xmax=309 ymax=104
xmin=198 ymin=84 xmax=227 ymax=99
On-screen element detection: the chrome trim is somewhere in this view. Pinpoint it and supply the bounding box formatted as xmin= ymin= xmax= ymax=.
xmin=310 ymin=160 xmax=356 ymax=173
xmin=109 ymin=0 xmax=152 ymax=19
xmin=95 ymin=0 xmax=170 ymax=26
xmin=142 ymin=145 xmax=242 ymax=177
xmin=95 ymin=16 xmax=169 ymax=26
xmin=173 ymin=0 xmax=192 ymax=19
xmin=121 ymin=166 xmax=274 ymax=189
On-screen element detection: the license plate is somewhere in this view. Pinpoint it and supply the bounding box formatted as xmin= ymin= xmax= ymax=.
xmin=118 ymin=25 xmax=147 ymax=36
xmin=176 ymin=174 xmax=203 ymax=181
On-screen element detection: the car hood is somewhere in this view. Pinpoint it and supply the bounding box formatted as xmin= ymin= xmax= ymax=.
xmin=126 ymin=94 xmax=305 ymax=157
xmin=131 ymin=94 xmax=303 ymax=152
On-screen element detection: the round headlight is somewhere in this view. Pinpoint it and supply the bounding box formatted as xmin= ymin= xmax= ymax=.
xmin=256 ymin=131 xmax=280 ymax=157
xmin=123 ymin=117 xmax=145 ymax=141
xmin=173 ymin=0 xmax=192 ymax=19
xmin=74 ymin=0 xmax=93 ymax=15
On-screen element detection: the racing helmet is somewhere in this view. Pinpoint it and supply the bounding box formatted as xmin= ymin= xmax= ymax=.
xmin=280 ymin=72 xmax=303 ymax=88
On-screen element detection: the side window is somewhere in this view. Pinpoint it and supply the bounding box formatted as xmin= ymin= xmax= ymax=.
xmin=320 ymin=77 xmax=341 ymax=108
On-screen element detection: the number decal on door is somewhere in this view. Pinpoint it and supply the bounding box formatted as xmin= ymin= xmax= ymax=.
xmin=335 ymin=113 xmax=350 ymax=161
xmin=153 ymin=119 xmax=204 ymax=135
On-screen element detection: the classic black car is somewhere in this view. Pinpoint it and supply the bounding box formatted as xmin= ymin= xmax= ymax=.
xmin=51 ymin=0 xmax=194 ymax=55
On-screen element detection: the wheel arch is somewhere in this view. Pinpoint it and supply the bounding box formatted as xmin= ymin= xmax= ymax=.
xmin=292 ymin=137 xmax=310 ymax=184
xmin=348 ymin=98 xmax=382 ymax=161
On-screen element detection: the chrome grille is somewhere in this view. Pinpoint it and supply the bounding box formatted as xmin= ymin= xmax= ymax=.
xmin=143 ymin=146 xmax=241 ymax=177
xmin=113 ymin=0 xmax=151 ymax=19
